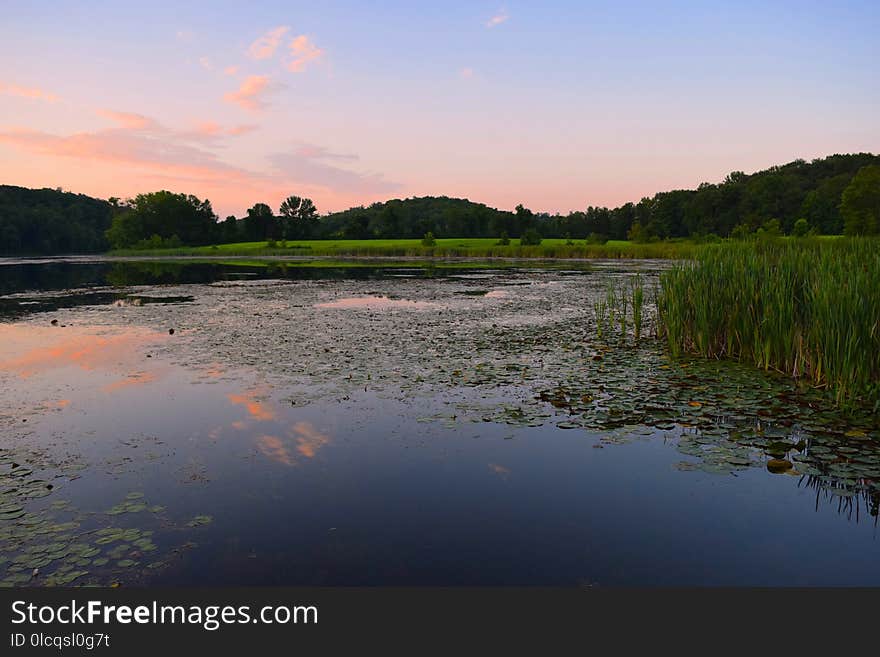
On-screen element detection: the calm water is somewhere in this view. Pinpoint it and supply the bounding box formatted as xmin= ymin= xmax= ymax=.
xmin=1 ymin=258 xmax=878 ymax=587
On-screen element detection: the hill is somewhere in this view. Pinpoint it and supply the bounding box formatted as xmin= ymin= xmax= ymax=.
xmin=0 ymin=185 xmax=114 ymax=255
xmin=320 ymin=196 xmax=516 ymax=239
xmin=2 ymin=152 xmax=879 ymax=255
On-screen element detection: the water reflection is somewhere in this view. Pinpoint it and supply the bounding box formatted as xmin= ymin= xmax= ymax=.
xmin=102 ymin=371 xmax=157 ymax=393
xmin=254 ymin=422 xmax=331 ymax=466
xmin=292 ymin=421 xmax=331 ymax=458
xmin=227 ymin=389 xmax=275 ymax=421
xmin=315 ymin=296 xmax=436 ymax=310
xmin=256 ymin=435 xmax=295 ymax=466
xmin=0 ymin=324 xmax=166 ymax=378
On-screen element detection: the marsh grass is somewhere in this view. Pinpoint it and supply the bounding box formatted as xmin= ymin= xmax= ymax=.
xmin=658 ymin=238 xmax=880 ymax=412
xmin=631 ymin=274 xmax=645 ymax=342
xmin=594 ymin=275 xmax=650 ymax=346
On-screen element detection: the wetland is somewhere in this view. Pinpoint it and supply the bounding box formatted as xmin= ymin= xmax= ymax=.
xmin=1 ymin=257 xmax=879 ymax=587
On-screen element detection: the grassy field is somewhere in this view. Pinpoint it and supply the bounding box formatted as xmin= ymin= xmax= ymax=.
xmin=109 ymin=237 xmax=700 ymax=260
xmin=657 ymin=238 xmax=880 ymax=413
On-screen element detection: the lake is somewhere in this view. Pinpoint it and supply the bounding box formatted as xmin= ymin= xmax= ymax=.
xmin=1 ymin=257 xmax=879 ymax=587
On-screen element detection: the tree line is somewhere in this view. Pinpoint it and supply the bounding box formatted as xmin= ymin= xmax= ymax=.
xmin=1 ymin=153 xmax=878 ymax=254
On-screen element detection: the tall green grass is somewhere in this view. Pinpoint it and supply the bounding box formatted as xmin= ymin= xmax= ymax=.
xmin=658 ymin=238 xmax=880 ymax=412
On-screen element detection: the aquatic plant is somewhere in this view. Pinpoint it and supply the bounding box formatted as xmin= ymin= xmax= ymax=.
xmin=658 ymin=238 xmax=880 ymax=413
xmin=631 ymin=274 xmax=644 ymax=342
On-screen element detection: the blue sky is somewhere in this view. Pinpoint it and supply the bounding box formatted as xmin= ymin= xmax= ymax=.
xmin=1 ymin=1 xmax=877 ymax=215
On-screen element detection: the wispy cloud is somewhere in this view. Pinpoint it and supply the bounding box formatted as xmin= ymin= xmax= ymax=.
xmin=0 ymin=82 xmax=59 ymax=103
xmin=225 ymin=124 xmax=258 ymax=137
xmin=0 ymin=108 xmax=264 ymax=192
xmin=97 ymin=109 xmax=156 ymax=130
xmin=0 ymin=127 xmax=243 ymax=184
xmin=486 ymin=9 xmax=509 ymax=28
xmin=223 ymin=65 xmax=239 ymax=76
xmin=269 ymin=145 xmax=399 ymax=195
xmin=199 ymin=56 xmax=213 ymax=71
xmin=194 ymin=121 xmax=257 ymax=138
xmin=294 ymin=143 xmax=357 ymax=161
xmin=287 ymin=35 xmax=324 ymax=72
xmin=0 ymin=110 xmax=396 ymax=210
xmin=460 ymin=67 xmax=474 ymax=79
xmin=248 ymin=25 xmax=289 ymax=60
xmin=223 ymin=75 xmax=272 ymax=111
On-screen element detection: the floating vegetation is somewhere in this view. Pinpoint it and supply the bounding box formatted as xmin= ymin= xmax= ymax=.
xmin=0 ymin=459 xmax=197 ymax=587
xmin=186 ymin=515 xmax=213 ymax=528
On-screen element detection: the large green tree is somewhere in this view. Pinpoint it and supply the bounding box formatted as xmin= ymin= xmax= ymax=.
xmin=105 ymin=191 xmax=217 ymax=248
xmin=243 ymin=203 xmax=278 ymax=241
xmin=278 ymin=196 xmax=319 ymax=239
xmin=840 ymin=165 xmax=880 ymax=236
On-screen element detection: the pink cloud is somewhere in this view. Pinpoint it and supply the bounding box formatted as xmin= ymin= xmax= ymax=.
xmin=97 ymin=109 xmax=156 ymax=130
xmin=486 ymin=10 xmax=509 ymax=28
xmin=0 ymin=83 xmax=59 ymax=103
xmin=287 ymin=35 xmax=324 ymax=73
xmin=223 ymin=65 xmax=239 ymax=76
xmin=295 ymin=143 xmax=357 ymax=161
xmin=195 ymin=121 xmax=223 ymax=136
xmin=0 ymin=109 xmax=398 ymax=215
xmin=194 ymin=121 xmax=257 ymax=137
xmin=460 ymin=67 xmax=474 ymax=79
xmin=0 ymin=127 xmax=253 ymax=188
xmin=269 ymin=145 xmax=399 ymax=195
xmin=226 ymin=124 xmax=257 ymax=136
xmin=248 ymin=26 xmax=289 ymax=60
xmin=224 ymin=75 xmax=271 ymax=111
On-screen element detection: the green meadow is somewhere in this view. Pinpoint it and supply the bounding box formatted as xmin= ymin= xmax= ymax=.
xmin=109 ymin=237 xmax=699 ymax=259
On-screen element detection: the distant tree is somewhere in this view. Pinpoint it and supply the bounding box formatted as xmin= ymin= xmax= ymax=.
xmin=421 ymin=231 xmax=436 ymax=247
xmin=800 ymin=173 xmax=850 ymax=234
xmin=243 ymin=203 xmax=277 ymax=241
xmin=221 ymin=215 xmax=239 ymax=243
xmin=278 ymin=195 xmax=319 ymax=239
xmin=841 ymin=165 xmax=880 ymax=236
xmin=496 ymin=231 xmax=510 ymax=245
xmin=515 ymin=204 xmax=535 ymax=237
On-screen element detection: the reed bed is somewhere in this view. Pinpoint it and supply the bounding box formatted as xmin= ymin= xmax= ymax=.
xmin=658 ymin=238 xmax=880 ymax=412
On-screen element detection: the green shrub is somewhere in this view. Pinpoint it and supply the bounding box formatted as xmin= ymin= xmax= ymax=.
xmin=792 ymin=218 xmax=810 ymax=237
xmin=520 ymin=228 xmax=542 ymax=246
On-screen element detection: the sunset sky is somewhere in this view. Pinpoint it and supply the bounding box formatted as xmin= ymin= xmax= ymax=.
xmin=1 ymin=1 xmax=878 ymax=217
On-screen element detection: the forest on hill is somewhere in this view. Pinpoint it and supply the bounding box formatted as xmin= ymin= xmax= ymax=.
xmin=1 ymin=153 xmax=878 ymax=254
xmin=0 ymin=186 xmax=114 ymax=254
